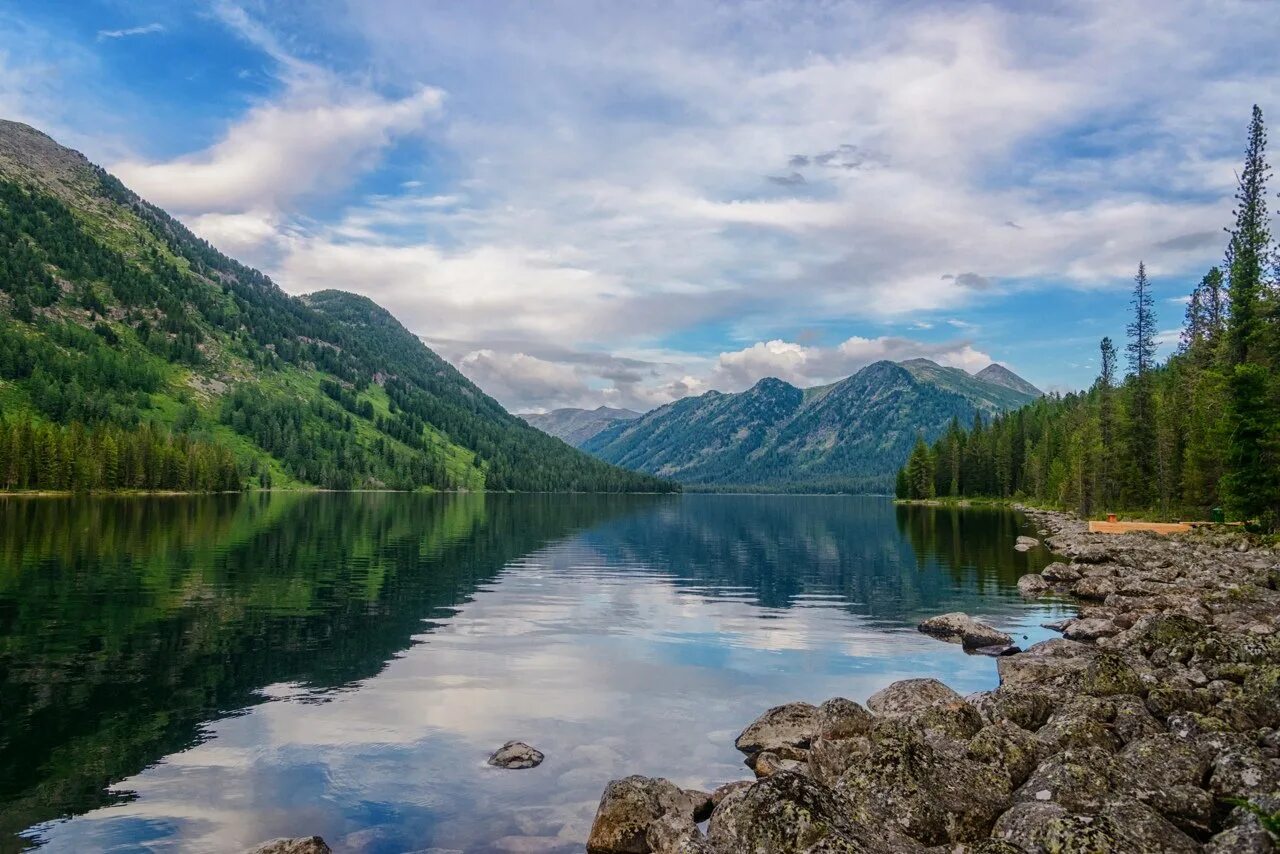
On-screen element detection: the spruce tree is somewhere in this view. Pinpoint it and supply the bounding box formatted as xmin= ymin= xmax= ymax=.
xmin=1097 ymin=336 xmax=1118 ymax=508
xmin=1124 ymin=263 xmax=1157 ymax=506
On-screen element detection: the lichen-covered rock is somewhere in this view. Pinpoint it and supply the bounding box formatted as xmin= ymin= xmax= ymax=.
xmin=645 ymin=813 xmax=709 ymax=854
xmin=753 ymin=750 xmax=810 ymax=779
xmin=983 ymin=688 xmax=1056 ymax=731
xmin=1078 ymin=650 xmax=1145 ymax=697
xmin=1063 ymin=617 xmax=1120 ymax=642
xmin=706 ymin=771 xmax=907 ymax=853
xmin=816 ymin=697 xmax=873 ymax=741
xmin=487 ymin=740 xmax=545 ymax=769
xmin=247 ymin=839 xmax=331 ymax=854
xmin=908 ymin=698 xmax=985 ymax=743
xmin=1034 ymin=697 xmax=1121 ymax=758
xmin=1204 ymin=813 xmax=1278 ymax=853
xmin=587 ymin=776 xmax=703 ymax=854
xmin=808 ymin=736 xmax=870 ymax=788
xmin=1097 ymin=797 xmax=1201 ymax=853
xmin=835 ymin=719 xmax=1011 ymax=845
xmin=734 ymin=702 xmax=819 ymax=757
xmin=865 ymin=679 xmax=961 ymax=717
xmin=1014 ymin=747 xmax=1115 ymax=813
xmin=1073 ymin=575 xmax=1118 ymax=601
xmin=919 ymin=613 xmax=1013 ymax=649
xmin=1115 ymin=734 xmax=1213 ymax=832
xmin=1209 ymin=744 xmax=1280 ymax=800
xmin=990 ymin=801 xmax=1070 ymax=850
xmin=1112 ymin=694 xmax=1166 ymax=743
xmin=966 ymin=722 xmax=1039 ymax=789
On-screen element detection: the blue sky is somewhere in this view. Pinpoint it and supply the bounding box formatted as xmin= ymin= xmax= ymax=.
xmin=1 ymin=1 xmax=1276 ymax=411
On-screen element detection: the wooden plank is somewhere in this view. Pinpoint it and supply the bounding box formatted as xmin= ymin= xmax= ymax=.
xmin=1088 ymin=520 xmax=1192 ymax=535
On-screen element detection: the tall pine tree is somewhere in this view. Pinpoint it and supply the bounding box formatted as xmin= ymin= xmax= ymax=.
xmin=1124 ymin=264 xmax=1157 ymax=506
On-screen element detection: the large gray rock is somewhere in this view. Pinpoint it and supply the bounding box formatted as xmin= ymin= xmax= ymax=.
xmin=587 ymin=776 xmax=702 ymax=854
xmin=816 ymin=697 xmax=873 ymax=740
xmin=866 ymin=678 xmax=961 ymax=717
xmin=1017 ymin=573 xmax=1050 ymax=597
xmin=707 ymin=771 xmax=911 ymax=853
xmin=835 ymin=719 xmax=1011 ymax=845
xmin=734 ymin=702 xmax=819 ymax=757
xmin=247 ymin=839 xmax=331 ymax=854
xmin=918 ymin=613 xmax=1013 ymax=649
xmin=487 ymin=740 xmax=544 ymax=769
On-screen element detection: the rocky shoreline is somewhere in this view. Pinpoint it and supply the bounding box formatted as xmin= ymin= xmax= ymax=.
xmin=583 ymin=507 xmax=1280 ymax=853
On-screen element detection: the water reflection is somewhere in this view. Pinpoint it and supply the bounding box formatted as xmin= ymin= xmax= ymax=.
xmin=0 ymin=493 xmax=1066 ymax=853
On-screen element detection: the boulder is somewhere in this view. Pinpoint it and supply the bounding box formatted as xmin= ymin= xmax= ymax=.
xmin=1062 ymin=617 xmax=1120 ymax=642
xmin=487 ymin=740 xmax=545 ymax=769
xmin=734 ymin=702 xmax=819 ymax=757
xmin=866 ymin=678 xmax=961 ymax=717
xmin=835 ymin=719 xmax=1011 ymax=845
xmin=752 ymin=750 xmax=810 ymax=779
xmin=1016 ymin=536 xmax=1040 ymax=547
xmin=816 ymin=697 xmax=873 ymax=740
xmin=706 ymin=771 xmax=908 ymax=853
xmin=1014 ymin=747 xmax=1115 ymax=813
xmin=967 ymin=722 xmax=1040 ymax=789
xmin=971 ymin=643 xmax=1021 ymax=657
xmin=247 ymin=840 xmax=331 ymax=854
xmin=1017 ymin=573 xmax=1049 ymax=596
xmin=918 ymin=613 xmax=1013 ymax=649
xmin=1041 ymin=562 xmax=1083 ymax=582
xmin=587 ymin=776 xmax=703 ymax=854
xmin=645 ymin=813 xmax=709 ymax=854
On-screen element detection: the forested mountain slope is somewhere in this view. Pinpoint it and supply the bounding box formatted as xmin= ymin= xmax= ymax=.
xmin=582 ymin=359 xmax=1040 ymax=491
xmin=0 ymin=120 xmax=674 ymax=493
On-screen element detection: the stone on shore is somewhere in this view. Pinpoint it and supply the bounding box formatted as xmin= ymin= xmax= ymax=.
xmin=918 ymin=612 xmax=1013 ymax=649
xmin=866 ymin=678 xmax=961 ymax=717
xmin=1016 ymin=573 xmax=1049 ymax=596
xmin=247 ymin=839 xmax=331 ymax=854
xmin=487 ymin=740 xmax=544 ymax=769
xmin=589 ymin=505 xmax=1280 ymax=854
xmin=733 ymin=701 xmax=819 ymax=756
xmin=1016 ymin=535 xmax=1040 ymax=547
xmin=586 ymin=776 xmax=703 ymax=854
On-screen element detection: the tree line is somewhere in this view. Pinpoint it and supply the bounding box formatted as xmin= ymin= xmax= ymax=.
xmin=0 ymin=418 xmax=241 ymax=492
xmin=899 ymin=106 xmax=1280 ymax=530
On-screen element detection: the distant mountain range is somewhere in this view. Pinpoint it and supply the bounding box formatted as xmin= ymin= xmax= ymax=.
xmin=519 ymin=406 xmax=641 ymax=445
xmin=574 ymin=359 xmax=1041 ymax=492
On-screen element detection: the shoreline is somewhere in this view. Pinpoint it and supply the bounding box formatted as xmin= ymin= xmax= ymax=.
xmin=583 ymin=505 xmax=1280 ymax=853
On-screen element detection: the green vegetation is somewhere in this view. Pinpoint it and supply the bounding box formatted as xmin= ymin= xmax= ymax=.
xmin=898 ymin=107 xmax=1280 ymax=530
xmin=0 ymin=121 xmax=675 ymax=494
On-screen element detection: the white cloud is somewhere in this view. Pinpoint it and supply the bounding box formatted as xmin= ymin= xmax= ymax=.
xmin=97 ymin=23 xmax=164 ymax=40
xmin=112 ymin=84 xmax=442 ymax=213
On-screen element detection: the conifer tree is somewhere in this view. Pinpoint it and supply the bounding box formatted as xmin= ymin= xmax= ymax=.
xmin=1124 ymin=263 xmax=1158 ymax=506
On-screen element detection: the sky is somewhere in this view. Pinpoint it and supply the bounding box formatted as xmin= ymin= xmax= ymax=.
xmin=1 ymin=0 xmax=1276 ymax=413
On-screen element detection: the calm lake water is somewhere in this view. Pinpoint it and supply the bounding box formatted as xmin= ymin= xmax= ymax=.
xmin=0 ymin=493 xmax=1066 ymax=853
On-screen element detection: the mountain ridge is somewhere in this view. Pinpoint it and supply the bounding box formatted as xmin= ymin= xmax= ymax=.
xmin=519 ymin=406 xmax=642 ymax=446
xmin=582 ymin=358 xmax=1040 ymax=491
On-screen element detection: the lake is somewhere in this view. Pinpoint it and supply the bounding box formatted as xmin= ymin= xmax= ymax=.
xmin=0 ymin=493 xmax=1067 ymax=853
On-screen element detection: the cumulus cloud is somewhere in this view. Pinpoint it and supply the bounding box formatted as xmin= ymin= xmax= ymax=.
xmin=110 ymin=5 xmax=442 ymax=215
xmin=23 ymin=0 xmax=1272 ymax=410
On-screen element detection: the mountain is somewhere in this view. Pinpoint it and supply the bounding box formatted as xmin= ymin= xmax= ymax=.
xmin=974 ymin=363 xmax=1043 ymax=397
xmin=0 ymin=120 xmax=674 ymax=493
xmin=582 ymin=360 xmax=1040 ymax=491
xmin=520 ymin=406 xmax=642 ymax=446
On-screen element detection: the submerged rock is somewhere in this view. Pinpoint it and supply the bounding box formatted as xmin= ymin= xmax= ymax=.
xmin=487 ymin=740 xmax=545 ymax=769
xmin=247 ymin=839 xmax=331 ymax=854
xmin=918 ymin=612 xmax=1013 ymax=649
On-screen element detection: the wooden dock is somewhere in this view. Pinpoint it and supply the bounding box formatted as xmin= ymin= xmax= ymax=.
xmin=1088 ymin=520 xmax=1192 ymax=535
